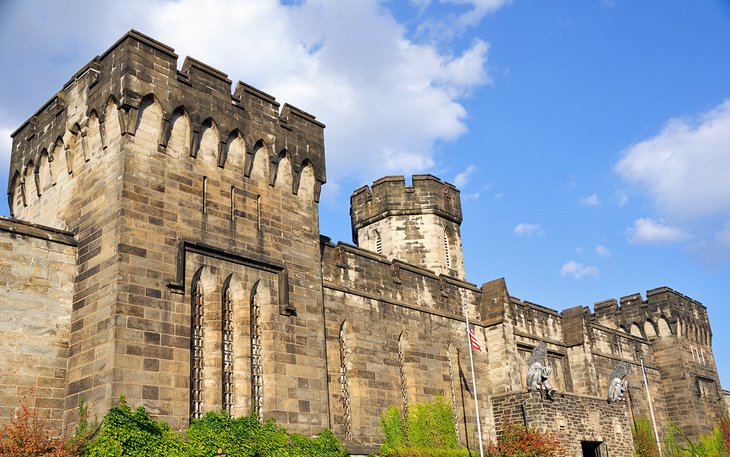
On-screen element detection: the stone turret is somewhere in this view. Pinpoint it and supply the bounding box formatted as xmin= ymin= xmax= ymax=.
xmin=350 ymin=175 xmax=465 ymax=279
xmin=593 ymin=287 xmax=726 ymax=437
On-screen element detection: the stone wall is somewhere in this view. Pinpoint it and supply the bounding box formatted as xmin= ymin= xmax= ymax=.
xmin=321 ymin=240 xmax=489 ymax=452
xmin=0 ymin=218 xmax=76 ymax=432
xmin=492 ymin=391 xmax=635 ymax=457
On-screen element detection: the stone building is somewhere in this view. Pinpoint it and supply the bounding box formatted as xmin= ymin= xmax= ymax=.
xmin=1 ymin=30 xmax=727 ymax=456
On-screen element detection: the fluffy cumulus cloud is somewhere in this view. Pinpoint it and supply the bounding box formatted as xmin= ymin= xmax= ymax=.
xmin=615 ymin=100 xmax=730 ymax=221
xmin=560 ymin=261 xmax=599 ymax=279
xmin=594 ymin=245 xmax=611 ymax=257
xmin=513 ymin=223 xmax=543 ymax=237
xmin=616 ymin=100 xmax=730 ymax=263
xmin=0 ymin=0 xmax=500 ymax=203
xmin=628 ymin=218 xmax=690 ymax=245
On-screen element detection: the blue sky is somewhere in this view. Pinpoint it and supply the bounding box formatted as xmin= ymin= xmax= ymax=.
xmin=1 ymin=1 xmax=729 ymax=388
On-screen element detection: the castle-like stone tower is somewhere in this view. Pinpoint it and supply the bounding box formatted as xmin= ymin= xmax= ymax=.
xmin=350 ymin=175 xmax=465 ymax=279
xmin=1 ymin=29 xmax=727 ymax=457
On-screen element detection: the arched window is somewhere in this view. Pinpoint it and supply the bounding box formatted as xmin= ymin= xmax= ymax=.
xmin=191 ymin=279 xmax=204 ymax=419
xmin=398 ymin=333 xmax=408 ymax=416
xmin=339 ymin=321 xmax=353 ymax=440
xmin=446 ymin=344 xmax=459 ymax=438
xmin=251 ymin=282 xmax=263 ymax=421
xmin=222 ymin=285 xmax=234 ymax=417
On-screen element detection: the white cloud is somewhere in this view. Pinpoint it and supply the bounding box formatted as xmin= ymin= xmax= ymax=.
xmin=0 ymin=126 xmax=12 ymax=165
xmin=615 ymin=100 xmax=730 ymax=221
xmin=594 ymin=245 xmax=611 ymax=257
xmin=0 ymin=0 xmax=503 ymax=198
xmin=513 ymin=223 xmax=543 ymax=237
xmin=628 ymin=218 xmax=690 ymax=245
xmin=454 ymin=164 xmax=477 ymax=188
xmin=580 ymin=194 xmax=601 ymax=206
xmin=560 ymin=261 xmax=599 ymax=279
xmin=462 ymin=192 xmax=480 ymax=201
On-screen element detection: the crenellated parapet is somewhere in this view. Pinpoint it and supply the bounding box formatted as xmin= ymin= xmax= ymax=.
xmin=592 ymin=287 xmax=711 ymax=345
xmin=8 ymin=29 xmax=326 ymax=215
xmin=350 ymin=174 xmax=462 ymax=232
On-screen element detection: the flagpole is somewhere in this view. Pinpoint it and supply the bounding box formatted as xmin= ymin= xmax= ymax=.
xmin=464 ymin=304 xmax=485 ymax=457
xmin=641 ymin=358 xmax=663 ymax=457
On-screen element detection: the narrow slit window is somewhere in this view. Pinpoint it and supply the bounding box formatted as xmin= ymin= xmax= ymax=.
xmin=230 ymin=186 xmax=236 ymax=221
xmin=444 ymin=229 xmax=452 ymax=268
xmin=202 ymin=176 xmax=208 ymax=214
xmin=375 ymin=230 xmax=383 ymax=255
xmin=256 ymin=195 xmax=262 ymax=230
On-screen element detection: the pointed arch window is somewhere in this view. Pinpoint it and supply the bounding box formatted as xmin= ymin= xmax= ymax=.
xmin=398 ymin=334 xmax=408 ymax=416
xmin=446 ymin=345 xmax=459 ymax=438
xmin=251 ymin=283 xmax=263 ymax=421
xmin=222 ymin=285 xmax=234 ymax=417
xmin=339 ymin=322 xmax=353 ymax=439
xmin=191 ymin=279 xmax=204 ymax=419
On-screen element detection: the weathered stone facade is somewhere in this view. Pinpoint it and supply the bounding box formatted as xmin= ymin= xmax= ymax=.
xmin=2 ymin=30 xmax=727 ymax=456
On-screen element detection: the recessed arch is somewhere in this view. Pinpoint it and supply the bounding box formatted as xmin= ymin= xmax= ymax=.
xmin=135 ymin=94 xmax=165 ymax=147
xmin=23 ymin=160 xmax=36 ymax=199
xmin=629 ymin=323 xmax=643 ymax=338
xmin=197 ymin=118 xmax=220 ymax=165
xmin=223 ymin=130 xmax=245 ymax=170
xmin=167 ymin=107 xmax=191 ymax=158
xmin=9 ymin=171 xmax=23 ymax=215
xmin=103 ymin=95 xmax=122 ymax=145
xmin=36 ymin=148 xmax=52 ymax=194
xmin=248 ymin=140 xmax=268 ymax=183
xmin=644 ymin=320 xmax=657 ymax=339
xmin=658 ymin=317 xmax=672 ymax=337
xmin=297 ymin=159 xmax=316 ymax=201
xmin=272 ymin=150 xmax=293 ymax=191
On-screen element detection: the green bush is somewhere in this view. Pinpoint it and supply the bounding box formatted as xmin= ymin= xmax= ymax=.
xmin=487 ymin=424 xmax=562 ymax=457
xmin=79 ymin=397 xmax=348 ymax=457
xmin=633 ymin=417 xmax=660 ymax=457
xmin=662 ymin=419 xmax=728 ymax=457
xmin=84 ymin=397 xmax=187 ymax=456
xmin=379 ymin=397 xmax=470 ymax=457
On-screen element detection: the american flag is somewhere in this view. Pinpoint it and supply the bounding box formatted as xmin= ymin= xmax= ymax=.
xmin=468 ymin=325 xmax=481 ymax=351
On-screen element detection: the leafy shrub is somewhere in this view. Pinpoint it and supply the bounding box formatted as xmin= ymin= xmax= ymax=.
xmin=379 ymin=397 xmax=470 ymax=457
xmin=83 ymin=397 xmax=187 ymax=456
xmin=487 ymin=424 xmax=562 ymax=457
xmin=633 ymin=417 xmax=660 ymax=457
xmin=0 ymin=392 xmax=73 ymax=457
xmin=80 ymin=398 xmax=348 ymax=457
xmin=662 ymin=419 xmax=729 ymax=457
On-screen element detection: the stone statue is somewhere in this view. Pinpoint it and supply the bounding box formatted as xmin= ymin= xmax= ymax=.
xmin=608 ymin=361 xmax=630 ymax=402
xmin=527 ymin=342 xmax=556 ymax=400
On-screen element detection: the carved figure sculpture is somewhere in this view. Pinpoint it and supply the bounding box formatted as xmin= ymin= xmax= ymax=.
xmin=608 ymin=361 xmax=630 ymax=402
xmin=527 ymin=342 xmax=556 ymax=400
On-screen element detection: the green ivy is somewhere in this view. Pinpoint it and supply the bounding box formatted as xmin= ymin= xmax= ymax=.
xmin=379 ymin=397 xmax=470 ymax=457
xmin=78 ymin=398 xmax=348 ymax=457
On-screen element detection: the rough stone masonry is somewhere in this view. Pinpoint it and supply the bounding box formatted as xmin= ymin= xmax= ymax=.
xmin=1 ymin=30 xmax=728 ymax=456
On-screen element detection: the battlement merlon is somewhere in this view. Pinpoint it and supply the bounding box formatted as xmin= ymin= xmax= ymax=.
xmin=8 ymin=29 xmax=326 ymax=192
xmin=350 ymin=174 xmax=463 ymax=230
